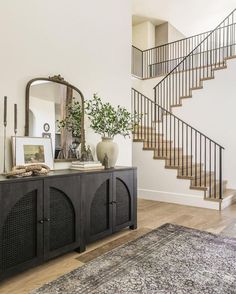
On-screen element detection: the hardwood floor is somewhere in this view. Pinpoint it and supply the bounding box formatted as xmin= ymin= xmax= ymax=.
xmin=1 ymin=199 xmax=236 ymax=294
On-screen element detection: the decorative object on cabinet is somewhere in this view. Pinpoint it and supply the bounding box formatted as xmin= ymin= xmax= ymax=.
xmin=13 ymin=104 xmax=18 ymax=166
xmin=43 ymin=123 xmax=50 ymax=132
xmin=25 ymin=75 xmax=85 ymax=161
xmin=3 ymin=96 xmax=7 ymax=174
xmin=70 ymin=160 xmax=104 ymax=171
xmin=103 ymin=153 xmax=109 ymax=169
xmin=97 ymin=138 xmax=118 ymax=168
xmin=6 ymin=163 xmax=50 ymax=178
xmin=42 ymin=132 xmax=51 ymax=139
xmin=12 ymin=136 xmax=54 ymax=169
xmin=85 ymin=94 xmax=141 ymax=167
xmin=0 ymin=167 xmax=137 ymax=281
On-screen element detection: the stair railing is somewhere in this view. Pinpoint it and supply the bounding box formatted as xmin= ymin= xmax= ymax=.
xmin=154 ymin=9 xmax=236 ymax=111
xmin=132 ymin=88 xmax=224 ymax=200
xmin=132 ymin=29 xmax=214 ymax=79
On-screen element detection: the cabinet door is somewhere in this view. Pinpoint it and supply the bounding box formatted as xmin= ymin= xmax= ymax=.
xmin=0 ymin=180 xmax=43 ymax=279
xmin=113 ymin=170 xmax=137 ymax=232
xmin=82 ymin=172 xmax=113 ymax=244
xmin=43 ymin=175 xmax=81 ymax=260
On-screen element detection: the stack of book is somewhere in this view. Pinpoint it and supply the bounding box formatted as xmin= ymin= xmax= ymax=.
xmin=70 ymin=161 xmax=104 ymax=170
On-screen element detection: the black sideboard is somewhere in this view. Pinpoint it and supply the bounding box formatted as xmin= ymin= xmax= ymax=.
xmin=0 ymin=167 xmax=137 ymax=280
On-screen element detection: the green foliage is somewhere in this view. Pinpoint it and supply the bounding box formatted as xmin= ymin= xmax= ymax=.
xmin=57 ymin=98 xmax=82 ymax=138
xmin=85 ymin=93 xmax=141 ymax=138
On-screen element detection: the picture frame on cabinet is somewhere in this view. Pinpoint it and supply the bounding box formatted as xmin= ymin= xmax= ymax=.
xmin=12 ymin=136 xmax=54 ymax=169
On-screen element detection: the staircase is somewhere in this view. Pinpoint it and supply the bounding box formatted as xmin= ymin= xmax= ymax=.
xmin=131 ymin=9 xmax=236 ymax=209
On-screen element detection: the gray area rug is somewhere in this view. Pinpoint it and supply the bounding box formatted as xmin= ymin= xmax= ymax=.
xmin=32 ymin=224 xmax=236 ymax=294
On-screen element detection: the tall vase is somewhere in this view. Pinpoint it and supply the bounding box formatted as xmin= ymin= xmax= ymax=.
xmin=96 ymin=137 xmax=119 ymax=168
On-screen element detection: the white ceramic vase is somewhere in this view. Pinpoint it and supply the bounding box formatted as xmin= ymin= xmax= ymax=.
xmin=96 ymin=137 xmax=119 ymax=168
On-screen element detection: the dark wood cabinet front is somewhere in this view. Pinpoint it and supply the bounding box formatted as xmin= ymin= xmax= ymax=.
xmin=82 ymin=172 xmax=113 ymax=243
xmin=113 ymin=170 xmax=136 ymax=232
xmin=0 ymin=167 xmax=137 ymax=280
xmin=83 ymin=168 xmax=137 ymax=244
xmin=0 ymin=180 xmax=44 ymax=279
xmin=43 ymin=175 xmax=82 ymax=260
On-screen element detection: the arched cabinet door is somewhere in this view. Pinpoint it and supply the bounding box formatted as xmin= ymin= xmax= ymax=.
xmin=113 ymin=170 xmax=137 ymax=232
xmin=82 ymin=172 xmax=113 ymax=243
xmin=43 ymin=175 xmax=82 ymax=260
xmin=0 ymin=180 xmax=43 ymax=279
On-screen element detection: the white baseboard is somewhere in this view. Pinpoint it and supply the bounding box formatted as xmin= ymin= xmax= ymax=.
xmin=138 ymin=188 xmax=225 ymax=210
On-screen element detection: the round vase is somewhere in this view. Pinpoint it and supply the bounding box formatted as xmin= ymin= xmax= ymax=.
xmin=96 ymin=137 xmax=119 ymax=168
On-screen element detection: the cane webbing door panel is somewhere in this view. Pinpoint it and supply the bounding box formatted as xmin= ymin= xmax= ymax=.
xmin=43 ymin=175 xmax=81 ymax=260
xmin=0 ymin=180 xmax=43 ymax=278
xmin=113 ymin=170 xmax=135 ymax=232
xmin=82 ymin=172 xmax=113 ymax=243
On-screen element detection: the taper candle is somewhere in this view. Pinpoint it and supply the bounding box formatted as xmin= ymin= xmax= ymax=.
xmin=14 ymin=104 xmax=17 ymax=131
xmin=4 ymin=96 xmax=7 ymax=126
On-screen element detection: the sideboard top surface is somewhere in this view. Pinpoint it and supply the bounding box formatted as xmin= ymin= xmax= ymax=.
xmin=0 ymin=166 xmax=137 ymax=184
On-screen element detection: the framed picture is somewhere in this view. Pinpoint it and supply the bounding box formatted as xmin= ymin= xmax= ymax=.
xmin=12 ymin=136 xmax=54 ymax=169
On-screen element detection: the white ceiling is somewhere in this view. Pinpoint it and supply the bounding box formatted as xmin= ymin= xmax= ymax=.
xmin=132 ymin=15 xmax=165 ymax=26
xmin=132 ymin=0 xmax=236 ymax=36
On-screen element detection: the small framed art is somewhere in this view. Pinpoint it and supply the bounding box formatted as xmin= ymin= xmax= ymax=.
xmin=12 ymin=136 xmax=54 ymax=169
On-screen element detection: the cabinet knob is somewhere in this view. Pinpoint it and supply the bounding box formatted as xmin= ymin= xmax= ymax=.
xmin=38 ymin=220 xmax=44 ymax=224
xmin=44 ymin=218 xmax=50 ymax=222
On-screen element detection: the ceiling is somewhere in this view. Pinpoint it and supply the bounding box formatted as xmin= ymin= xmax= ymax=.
xmin=132 ymin=15 xmax=165 ymax=26
xmin=132 ymin=0 xmax=236 ymax=36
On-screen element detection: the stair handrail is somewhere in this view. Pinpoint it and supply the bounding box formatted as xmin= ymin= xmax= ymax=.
xmin=132 ymin=87 xmax=224 ymax=199
xmin=154 ymin=8 xmax=236 ymax=90
xmin=131 ymin=88 xmax=224 ymax=149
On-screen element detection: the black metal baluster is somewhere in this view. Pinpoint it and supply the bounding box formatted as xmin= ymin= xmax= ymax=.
xmin=200 ymin=134 xmax=202 ymax=187
xmin=214 ymin=143 xmax=216 ymax=199
xmin=182 ymin=122 xmax=184 ymax=175
xmin=219 ymin=148 xmax=223 ymax=200
xmin=195 ymin=131 xmax=197 ymax=186
xmin=209 ymin=141 xmax=212 ymax=198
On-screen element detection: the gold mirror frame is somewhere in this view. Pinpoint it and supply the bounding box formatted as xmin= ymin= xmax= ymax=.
xmin=25 ymin=75 xmax=85 ymax=161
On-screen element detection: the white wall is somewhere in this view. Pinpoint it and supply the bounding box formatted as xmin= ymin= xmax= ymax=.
xmin=173 ymin=59 xmax=236 ymax=189
xmin=132 ymin=21 xmax=155 ymax=50
xmin=132 ymin=76 xmax=162 ymax=99
xmin=0 ymin=0 xmax=132 ymax=171
xmin=132 ymin=0 xmax=236 ymax=36
xmin=155 ymin=23 xmax=169 ymax=47
xmin=155 ymin=22 xmax=185 ymax=47
xmin=168 ymin=23 xmax=185 ymax=43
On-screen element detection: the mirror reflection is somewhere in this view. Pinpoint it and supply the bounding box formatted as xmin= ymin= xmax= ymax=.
xmin=28 ymin=80 xmax=83 ymax=160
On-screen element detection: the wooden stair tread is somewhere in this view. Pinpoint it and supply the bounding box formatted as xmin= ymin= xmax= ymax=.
xmin=190 ymin=180 xmax=227 ymax=191
xmin=190 ymin=86 xmax=203 ymax=90
xmin=180 ymin=95 xmax=192 ymax=99
xmin=200 ymin=76 xmax=214 ymax=81
xmin=204 ymin=189 xmax=236 ymax=202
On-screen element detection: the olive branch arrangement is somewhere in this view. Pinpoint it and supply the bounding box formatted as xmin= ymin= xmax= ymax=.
xmin=85 ymin=94 xmax=142 ymax=138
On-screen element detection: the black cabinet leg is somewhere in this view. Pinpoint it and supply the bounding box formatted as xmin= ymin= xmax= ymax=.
xmin=75 ymin=243 xmax=86 ymax=253
xmin=129 ymin=223 xmax=137 ymax=230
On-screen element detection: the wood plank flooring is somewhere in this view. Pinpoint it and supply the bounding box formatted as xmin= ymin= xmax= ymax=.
xmin=1 ymin=199 xmax=236 ymax=294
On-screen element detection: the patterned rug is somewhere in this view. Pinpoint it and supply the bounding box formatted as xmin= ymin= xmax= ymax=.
xmin=32 ymin=224 xmax=236 ymax=294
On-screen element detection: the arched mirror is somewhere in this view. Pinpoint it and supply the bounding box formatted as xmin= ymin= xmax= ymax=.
xmin=25 ymin=75 xmax=85 ymax=162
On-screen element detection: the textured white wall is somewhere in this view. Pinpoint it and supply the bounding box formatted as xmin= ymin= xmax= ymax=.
xmin=0 ymin=0 xmax=132 ymax=171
